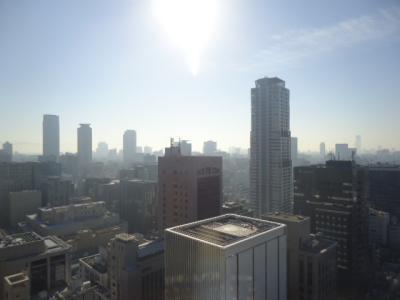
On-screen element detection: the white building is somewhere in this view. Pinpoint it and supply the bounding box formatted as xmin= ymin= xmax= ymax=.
xmin=165 ymin=214 xmax=287 ymax=300
xmin=203 ymin=140 xmax=217 ymax=155
xmin=250 ymin=77 xmax=292 ymax=215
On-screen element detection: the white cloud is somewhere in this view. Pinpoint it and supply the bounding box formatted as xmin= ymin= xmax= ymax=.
xmin=247 ymin=7 xmax=400 ymax=71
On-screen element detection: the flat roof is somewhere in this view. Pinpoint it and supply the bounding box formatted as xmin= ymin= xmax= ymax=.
xmin=263 ymin=212 xmax=309 ymax=223
xmin=167 ymin=214 xmax=283 ymax=247
xmin=0 ymin=232 xmax=42 ymax=248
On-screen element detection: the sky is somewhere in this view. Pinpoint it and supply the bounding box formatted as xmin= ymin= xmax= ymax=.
xmin=0 ymin=0 xmax=400 ymax=154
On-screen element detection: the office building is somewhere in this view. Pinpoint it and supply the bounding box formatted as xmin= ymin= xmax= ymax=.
xmin=203 ymin=140 xmax=217 ymax=155
xmin=78 ymin=233 xmax=164 ymax=300
xmin=0 ymin=142 xmax=13 ymax=162
xmin=95 ymin=142 xmax=109 ymax=161
xmin=298 ymin=234 xmax=337 ymax=300
xmin=294 ymin=161 xmax=369 ymax=295
xmin=179 ymin=140 xmax=192 ymax=156
xmin=0 ymin=232 xmax=70 ymax=298
xmin=77 ymin=124 xmax=92 ymax=164
xmin=369 ymin=166 xmax=400 ymax=218
xmin=120 ymin=179 xmax=157 ymax=234
xmin=369 ymin=208 xmax=390 ymax=247
xmin=4 ymin=272 xmax=30 ymax=300
xmin=335 ymin=143 xmax=352 ymax=161
xmin=43 ymin=114 xmax=60 ymax=162
xmin=320 ymin=142 xmax=326 ymax=161
xmin=263 ymin=213 xmax=310 ymax=300
xmin=291 ymin=137 xmax=298 ymax=167
xmin=123 ymin=130 xmax=137 ymax=165
xmin=42 ymin=176 xmax=74 ymax=207
xmin=165 ymin=214 xmax=287 ymax=300
xmin=355 ymin=135 xmax=362 ymax=154
xmin=8 ymin=190 xmax=42 ymax=227
xmin=158 ymin=143 xmax=222 ymax=230
xmin=250 ymin=77 xmax=292 ymax=216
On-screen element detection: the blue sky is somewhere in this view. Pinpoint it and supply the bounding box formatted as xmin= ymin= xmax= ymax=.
xmin=0 ymin=0 xmax=399 ymax=154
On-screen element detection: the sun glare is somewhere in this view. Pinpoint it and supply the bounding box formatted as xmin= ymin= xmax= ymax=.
xmin=153 ymin=0 xmax=218 ymax=75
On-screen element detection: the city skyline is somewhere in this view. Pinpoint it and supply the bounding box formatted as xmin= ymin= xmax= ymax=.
xmin=1 ymin=0 xmax=400 ymax=154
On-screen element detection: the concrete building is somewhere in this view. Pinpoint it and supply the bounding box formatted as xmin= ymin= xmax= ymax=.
xmin=165 ymin=214 xmax=287 ymax=300
xmin=250 ymin=77 xmax=292 ymax=216
xmin=77 ymin=124 xmax=92 ymax=164
xmin=123 ymin=130 xmax=137 ymax=165
xmin=298 ymin=234 xmax=337 ymax=300
xmin=294 ymin=161 xmax=369 ymax=296
xmin=4 ymin=272 xmax=30 ymax=300
xmin=95 ymin=142 xmax=109 ymax=161
xmin=8 ymin=190 xmax=42 ymax=227
xmin=335 ymin=143 xmax=352 ymax=161
xmin=158 ymin=144 xmax=222 ymax=230
xmin=79 ymin=233 xmax=164 ymax=300
xmin=320 ymin=142 xmax=326 ymax=161
xmin=25 ymin=202 xmax=126 ymax=255
xmin=0 ymin=232 xmax=70 ymax=298
xmin=291 ymin=137 xmax=298 ymax=167
xmin=43 ymin=115 xmax=60 ymax=162
xmin=120 ymin=179 xmax=157 ymax=234
xmin=42 ymin=176 xmax=74 ymax=207
xmin=179 ymin=140 xmax=192 ymax=156
xmin=369 ymin=208 xmax=390 ymax=247
xmin=355 ymin=135 xmax=362 ymax=154
xmin=203 ymin=140 xmax=217 ymax=155
xmin=0 ymin=142 xmax=13 ymax=162
xmin=263 ymin=213 xmax=310 ymax=300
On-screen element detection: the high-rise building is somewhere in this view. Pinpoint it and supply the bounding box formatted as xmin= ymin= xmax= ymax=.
xmin=165 ymin=214 xmax=287 ymax=300
xmin=179 ymin=140 xmax=192 ymax=156
xmin=42 ymin=176 xmax=74 ymax=207
xmin=250 ymin=77 xmax=292 ymax=216
xmin=335 ymin=143 xmax=352 ymax=161
xmin=43 ymin=114 xmax=60 ymax=161
xmin=355 ymin=135 xmax=362 ymax=154
xmin=294 ymin=161 xmax=369 ymax=296
xmin=291 ymin=137 xmax=298 ymax=167
xmin=2 ymin=142 xmax=13 ymax=162
xmin=320 ymin=142 xmax=326 ymax=161
xmin=203 ymin=140 xmax=217 ymax=155
xmin=123 ymin=130 xmax=137 ymax=165
xmin=8 ymin=190 xmax=42 ymax=227
xmin=369 ymin=208 xmax=390 ymax=247
xmin=158 ymin=143 xmax=222 ymax=230
xmin=263 ymin=213 xmax=310 ymax=300
xmin=95 ymin=142 xmax=109 ymax=160
xmin=77 ymin=124 xmax=92 ymax=164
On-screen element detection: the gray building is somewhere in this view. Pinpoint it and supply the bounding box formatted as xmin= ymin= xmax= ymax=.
xmin=165 ymin=214 xmax=287 ymax=300
xmin=43 ymin=114 xmax=60 ymax=161
xmin=8 ymin=190 xmax=42 ymax=227
xmin=203 ymin=140 xmax=217 ymax=155
xmin=250 ymin=77 xmax=292 ymax=216
xmin=77 ymin=124 xmax=92 ymax=164
xmin=123 ymin=130 xmax=137 ymax=165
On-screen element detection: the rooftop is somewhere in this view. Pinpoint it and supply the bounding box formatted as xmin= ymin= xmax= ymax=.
xmin=300 ymin=234 xmax=337 ymax=254
xmin=167 ymin=214 xmax=283 ymax=247
xmin=263 ymin=212 xmax=309 ymax=223
xmin=0 ymin=232 xmax=42 ymax=248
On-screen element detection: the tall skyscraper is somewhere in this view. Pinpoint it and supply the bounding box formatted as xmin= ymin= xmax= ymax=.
xmin=335 ymin=143 xmax=351 ymax=160
xmin=294 ymin=161 xmax=369 ymax=297
xmin=42 ymin=114 xmax=60 ymax=161
xmin=250 ymin=77 xmax=292 ymax=216
xmin=77 ymin=124 xmax=92 ymax=164
xmin=355 ymin=135 xmax=362 ymax=154
xmin=203 ymin=140 xmax=217 ymax=155
xmin=95 ymin=142 xmax=109 ymax=160
xmin=158 ymin=143 xmax=222 ymax=230
xmin=291 ymin=137 xmax=298 ymax=167
xmin=123 ymin=130 xmax=137 ymax=165
xmin=165 ymin=214 xmax=287 ymax=300
xmin=320 ymin=142 xmax=326 ymax=160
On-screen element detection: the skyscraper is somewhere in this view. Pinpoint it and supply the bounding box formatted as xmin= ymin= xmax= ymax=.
xmin=203 ymin=140 xmax=217 ymax=155
xmin=158 ymin=143 xmax=222 ymax=230
xmin=165 ymin=214 xmax=287 ymax=300
xmin=335 ymin=143 xmax=351 ymax=160
xmin=42 ymin=114 xmax=60 ymax=161
xmin=250 ymin=77 xmax=292 ymax=216
xmin=356 ymin=135 xmax=362 ymax=154
xmin=123 ymin=130 xmax=137 ymax=165
xmin=320 ymin=142 xmax=326 ymax=160
xmin=77 ymin=124 xmax=92 ymax=164
xmin=291 ymin=137 xmax=298 ymax=167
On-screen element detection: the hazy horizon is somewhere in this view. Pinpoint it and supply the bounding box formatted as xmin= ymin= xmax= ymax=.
xmin=1 ymin=0 xmax=400 ymax=154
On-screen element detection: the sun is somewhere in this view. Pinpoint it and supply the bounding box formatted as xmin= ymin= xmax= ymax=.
xmin=152 ymin=0 xmax=218 ymax=75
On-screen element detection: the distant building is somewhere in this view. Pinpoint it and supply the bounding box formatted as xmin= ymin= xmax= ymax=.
xmin=320 ymin=142 xmax=326 ymax=160
xmin=120 ymin=179 xmax=157 ymax=234
xmin=221 ymin=201 xmax=253 ymax=217
xmin=158 ymin=143 xmax=222 ymax=230
xmin=355 ymin=135 xmax=362 ymax=154
xmin=43 ymin=114 xmax=60 ymax=162
xmin=263 ymin=213 xmax=310 ymax=300
xmin=335 ymin=143 xmax=351 ymax=161
xmin=42 ymin=176 xmax=74 ymax=207
xmin=369 ymin=208 xmax=390 ymax=247
xmin=8 ymin=190 xmax=42 ymax=227
xmin=179 ymin=140 xmax=192 ymax=156
xmin=294 ymin=161 xmax=369 ymax=295
xmin=203 ymin=140 xmax=217 ymax=155
xmin=79 ymin=233 xmax=164 ymax=300
xmin=298 ymin=234 xmax=337 ymax=300
xmin=0 ymin=142 xmax=13 ymax=162
xmin=60 ymin=153 xmax=79 ymax=179
xmin=95 ymin=142 xmax=109 ymax=161
xmin=77 ymin=124 xmax=92 ymax=164
xmin=0 ymin=232 xmax=70 ymax=298
xmin=291 ymin=137 xmax=298 ymax=167
xmin=250 ymin=77 xmax=292 ymax=216
xmin=165 ymin=214 xmax=287 ymax=299
xmin=123 ymin=130 xmax=137 ymax=165
xmin=143 ymin=146 xmax=152 ymax=154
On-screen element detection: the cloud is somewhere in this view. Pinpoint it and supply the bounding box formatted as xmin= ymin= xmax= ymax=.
xmin=246 ymin=6 xmax=400 ymax=71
